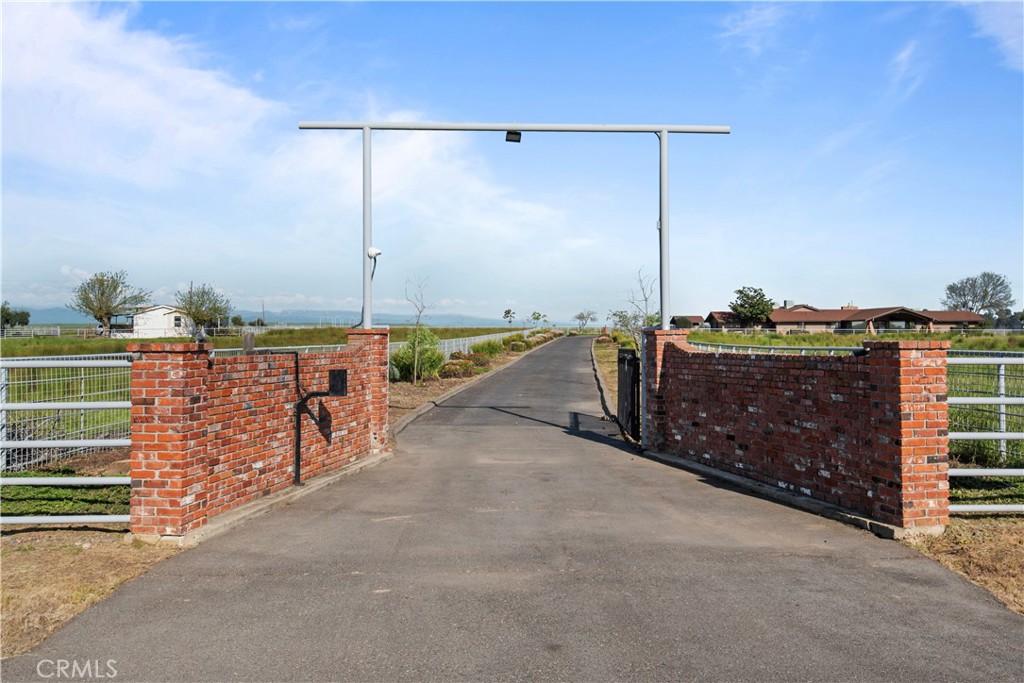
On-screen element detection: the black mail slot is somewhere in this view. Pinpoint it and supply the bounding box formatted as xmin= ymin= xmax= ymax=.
xmin=328 ymin=369 xmax=348 ymax=397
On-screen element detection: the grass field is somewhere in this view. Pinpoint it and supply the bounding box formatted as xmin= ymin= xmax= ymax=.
xmin=0 ymin=325 xmax=526 ymax=358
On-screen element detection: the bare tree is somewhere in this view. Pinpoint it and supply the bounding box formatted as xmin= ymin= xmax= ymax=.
xmin=406 ymin=277 xmax=433 ymax=385
xmin=608 ymin=270 xmax=660 ymax=350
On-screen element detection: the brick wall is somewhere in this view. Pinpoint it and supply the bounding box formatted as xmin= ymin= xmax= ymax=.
xmin=644 ymin=330 xmax=950 ymax=531
xmin=128 ymin=329 xmax=389 ymax=539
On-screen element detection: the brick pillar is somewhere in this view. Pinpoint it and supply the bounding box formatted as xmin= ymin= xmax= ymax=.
xmin=643 ymin=329 xmax=695 ymax=451
xmin=864 ymin=340 xmax=950 ymax=531
xmin=127 ymin=343 xmax=212 ymax=540
xmin=346 ymin=329 xmax=390 ymax=452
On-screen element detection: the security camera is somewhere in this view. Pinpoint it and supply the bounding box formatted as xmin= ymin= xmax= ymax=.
xmin=367 ymin=247 xmax=382 ymax=259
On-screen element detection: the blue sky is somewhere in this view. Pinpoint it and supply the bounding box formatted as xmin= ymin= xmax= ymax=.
xmin=3 ymin=1 xmax=1022 ymax=323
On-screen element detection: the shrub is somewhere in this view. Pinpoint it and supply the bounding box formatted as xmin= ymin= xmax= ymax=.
xmin=449 ymin=351 xmax=470 ymax=361
xmin=440 ymin=360 xmax=475 ymax=378
xmin=470 ymin=340 xmax=503 ymax=357
xmin=466 ymin=353 xmax=491 ymax=367
xmin=502 ymin=333 xmax=525 ymax=349
xmin=390 ymin=327 xmax=445 ymax=381
xmin=509 ymin=341 xmax=526 ymax=352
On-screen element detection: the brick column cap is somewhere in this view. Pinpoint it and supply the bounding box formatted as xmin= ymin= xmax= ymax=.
xmin=346 ymin=328 xmax=391 ymax=337
xmin=645 ymin=329 xmax=691 ymax=339
xmin=862 ymin=340 xmax=951 ymax=350
xmin=126 ymin=342 xmax=214 ymax=353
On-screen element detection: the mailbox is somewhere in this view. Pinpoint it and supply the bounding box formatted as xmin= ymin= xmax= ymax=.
xmin=328 ymin=369 xmax=348 ymax=397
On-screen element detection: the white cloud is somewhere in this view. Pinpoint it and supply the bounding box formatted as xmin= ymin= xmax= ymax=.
xmin=719 ymin=4 xmax=787 ymax=56
xmin=888 ymin=40 xmax=926 ymax=99
xmin=961 ymin=1 xmax=1024 ymax=72
xmin=2 ymin=3 xmax=279 ymax=188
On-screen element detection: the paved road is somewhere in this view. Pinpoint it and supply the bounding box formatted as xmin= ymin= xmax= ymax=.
xmin=4 ymin=336 xmax=1022 ymax=682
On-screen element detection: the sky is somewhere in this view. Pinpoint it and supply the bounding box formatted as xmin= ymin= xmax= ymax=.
xmin=2 ymin=1 xmax=1022 ymax=324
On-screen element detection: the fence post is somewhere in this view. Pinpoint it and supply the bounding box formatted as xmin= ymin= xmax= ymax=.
xmin=998 ymin=363 xmax=1007 ymax=461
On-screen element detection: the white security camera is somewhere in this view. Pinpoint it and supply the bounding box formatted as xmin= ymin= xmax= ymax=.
xmin=367 ymin=247 xmax=383 ymax=259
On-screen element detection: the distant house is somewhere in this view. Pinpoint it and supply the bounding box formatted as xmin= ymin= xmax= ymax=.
xmin=670 ymin=315 xmax=706 ymax=329
xmin=768 ymin=304 xmax=985 ymax=334
xmin=705 ymin=311 xmax=745 ymax=329
xmin=110 ymin=305 xmax=189 ymax=339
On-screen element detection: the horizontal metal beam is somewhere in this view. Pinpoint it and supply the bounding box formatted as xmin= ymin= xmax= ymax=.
xmin=949 ymin=469 xmax=1024 ymax=477
xmin=0 ymin=439 xmax=132 ymax=449
xmin=2 ymin=402 xmax=131 ymax=411
xmin=0 ymin=515 xmax=130 ymax=525
xmin=949 ymin=504 xmax=1024 ymax=514
xmin=948 ymin=432 xmax=1024 ymax=440
xmin=947 ymin=357 xmax=1024 ymax=365
xmin=0 ymin=360 xmax=131 ymax=369
xmin=0 ymin=477 xmax=130 ymax=486
xmin=947 ymin=397 xmax=1024 ymax=405
xmin=299 ymin=121 xmax=731 ymax=135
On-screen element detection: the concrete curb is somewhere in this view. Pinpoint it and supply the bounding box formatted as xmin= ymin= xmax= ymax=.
xmin=126 ymin=450 xmax=393 ymax=548
xmin=590 ymin=339 xmax=615 ymax=422
xmin=642 ymin=450 xmax=940 ymax=540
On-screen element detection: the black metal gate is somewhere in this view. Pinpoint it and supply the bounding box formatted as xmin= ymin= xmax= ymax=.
xmin=617 ymin=348 xmax=640 ymax=441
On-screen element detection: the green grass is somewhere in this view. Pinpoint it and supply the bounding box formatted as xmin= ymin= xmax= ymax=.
xmin=950 ymin=477 xmax=1024 ymax=507
xmin=687 ymin=330 xmax=1024 ymax=352
xmin=0 ymin=470 xmax=129 ymax=516
xmin=0 ymin=326 xmax=526 ymax=357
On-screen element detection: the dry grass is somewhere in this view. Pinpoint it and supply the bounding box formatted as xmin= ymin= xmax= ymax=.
xmin=905 ymin=516 xmax=1024 ymax=614
xmin=592 ymin=340 xmax=620 ymax=415
xmin=0 ymin=528 xmax=179 ymax=658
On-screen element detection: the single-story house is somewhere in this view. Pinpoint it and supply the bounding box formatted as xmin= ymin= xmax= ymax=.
xmin=110 ymin=305 xmax=190 ymax=339
xmin=705 ymin=311 xmax=745 ymax=329
xmin=669 ymin=315 xmax=706 ymax=329
xmin=768 ymin=304 xmax=985 ymax=334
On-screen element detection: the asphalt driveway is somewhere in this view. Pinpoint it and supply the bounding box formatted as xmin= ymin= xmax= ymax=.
xmin=3 ymin=336 xmax=1022 ymax=682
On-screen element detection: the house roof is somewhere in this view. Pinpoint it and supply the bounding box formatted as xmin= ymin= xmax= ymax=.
xmin=706 ymin=311 xmax=743 ymax=325
xmin=921 ymin=310 xmax=986 ymax=324
xmin=769 ymin=306 xmax=983 ymax=325
xmin=670 ymin=315 xmax=705 ymax=326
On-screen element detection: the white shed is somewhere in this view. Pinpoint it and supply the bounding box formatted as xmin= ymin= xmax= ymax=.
xmin=114 ymin=305 xmax=190 ymax=339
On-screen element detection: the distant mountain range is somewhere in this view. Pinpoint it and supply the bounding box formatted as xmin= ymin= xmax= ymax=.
xmin=22 ymin=307 xmax=529 ymax=328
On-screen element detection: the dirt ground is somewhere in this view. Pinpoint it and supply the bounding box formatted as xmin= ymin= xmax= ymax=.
xmin=2 ymin=341 xmax=1021 ymax=659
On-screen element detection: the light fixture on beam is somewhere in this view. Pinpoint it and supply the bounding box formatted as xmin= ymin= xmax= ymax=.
xmin=505 ymin=130 xmax=522 ymax=143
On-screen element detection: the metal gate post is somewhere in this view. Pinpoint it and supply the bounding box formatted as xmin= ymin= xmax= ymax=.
xmin=640 ymin=332 xmax=647 ymax=450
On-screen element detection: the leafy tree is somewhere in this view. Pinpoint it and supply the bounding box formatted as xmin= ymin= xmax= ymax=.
xmin=573 ymin=309 xmax=597 ymax=332
xmin=67 ymin=270 xmax=151 ymax=334
xmin=1 ymin=301 xmax=30 ymax=329
xmin=230 ymin=315 xmax=245 ymax=327
xmin=608 ymin=270 xmax=661 ymax=350
xmin=247 ymin=318 xmax=266 ymax=327
xmin=503 ymin=309 xmax=515 ymax=326
xmin=175 ymin=283 xmax=232 ymax=333
xmin=729 ymin=286 xmax=776 ymax=327
xmin=942 ymin=272 xmax=1016 ymax=320
xmin=530 ymin=311 xmax=545 ymax=327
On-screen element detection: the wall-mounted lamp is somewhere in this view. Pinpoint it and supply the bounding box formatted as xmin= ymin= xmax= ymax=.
xmin=505 ymin=130 xmax=522 ymax=143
